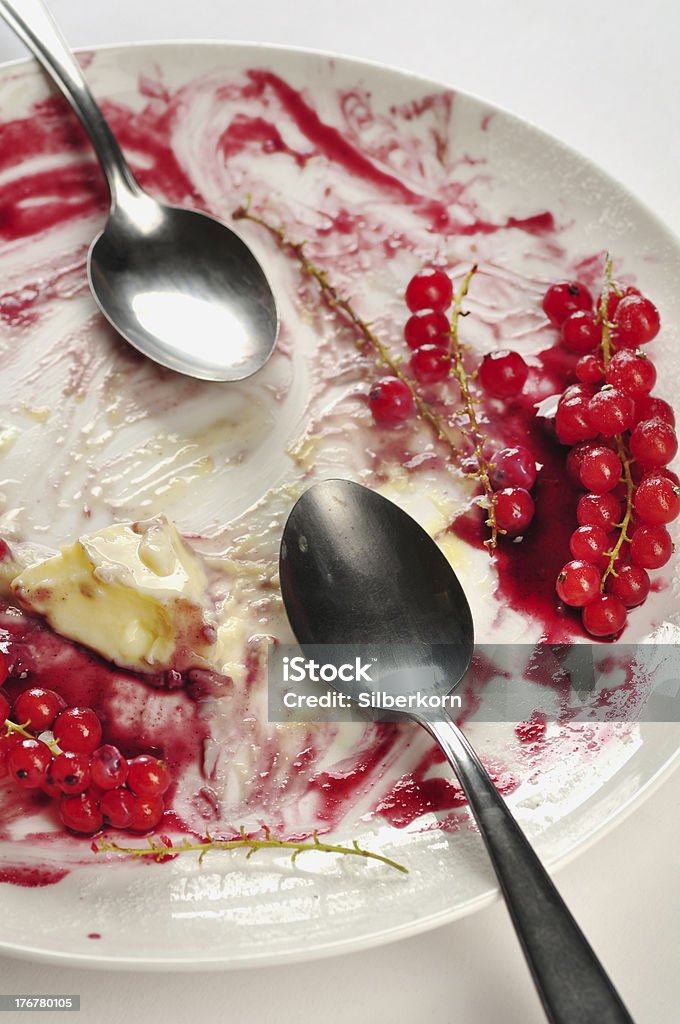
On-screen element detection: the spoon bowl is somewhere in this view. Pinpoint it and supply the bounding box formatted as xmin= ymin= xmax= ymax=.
xmin=280 ymin=479 xmax=633 ymax=1024
xmin=89 ymin=197 xmax=278 ymax=380
xmin=279 ymin=475 xmax=473 ymax=704
xmin=0 ymin=0 xmax=278 ymax=382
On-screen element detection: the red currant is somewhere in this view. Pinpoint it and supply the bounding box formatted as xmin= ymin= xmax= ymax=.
xmin=587 ymin=387 xmax=635 ymax=436
xmin=7 ymin=738 xmax=52 ymax=788
xmin=566 ymin=443 xmax=594 ymax=485
xmin=128 ymin=795 xmax=165 ymax=833
xmin=634 ymin=474 xmax=680 ymax=525
xmin=478 ymin=350 xmax=529 ymax=399
xmin=368 ymin=378 xmax=414 ymax=427
xmin=489 ymin=447 xmax=537 ymax=490
xmin=59 ymin=791 xmax=103 ymax=835
xmin=91 ymin=745 xmax=128 ymax=790
xmin=575 ymin=354 xmax=604 ymax=384
xmin=651 ymin=468 xmax=680 ymax=489
xmin=12 ymin=687 xmax=66 ymax=733
xmin=405 ymin=268 xmax=453 ymax=313
xmin=606 ymin=350 xmax=656 ymax=397
xmin=0 ymin=732 xmax=20 ymax=780
xmin=559 ymin=383 xmax=597 ymax=404
xmin=0 ymin=689 xmax=9 ymax=724
xmin=582 ymin=594 xmax=627 ymax=637
xmin=555 ymin=396 xmax=594 ymax=445
xmin=576 ymin=492 xmax=622 ymax=531
xmin=606 ymin=565 xmax=650 ymax=608
xmin=493 ymin=488 xmax=535 ymax=535
xmin=404 ymin=308 xmax=450 ymax=350
xmin=630 ymin=524 xmax=673 ymax=569
xmin=51 ymin=751 xmax=92 ymax=795
xmin=410 ymin=344 xmax=452 ymax=383
xmin=53 ymin=707 xmax=103 ymax=755
xmin=602 ymin=284 xmax=640 ymax=320
xmin=629 ymin=418 xmax=678 ymax=467
xmin=634 ymin=395 xmax=675 ymax=427
xmin=579 ymin=447 xmax=621 ymax=493
xmin=569 ymin=525 xmax=612 ymax=566
xmin=100 ymin=787 xmax=136 ymax=829
xmin=543 ymin=281 xmax=593 ymax=326
xmin=556 ymin=560 xmax=601 ymax=606
xmin=41 ymin=766 xmax=61 ymax=800
xmin=612 ymin=294 xmax=660 ymax=347
xmin=561 ymin=311 xmax=601 ymax=353
xmin=127 ymin=755 xmax=171 ymax=798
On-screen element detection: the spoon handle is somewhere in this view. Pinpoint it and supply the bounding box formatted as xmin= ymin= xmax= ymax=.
xmin=423 ymin=717 xmax=634 ymax=1024
xmin=0 ymin=0 xmax=139 ymax=204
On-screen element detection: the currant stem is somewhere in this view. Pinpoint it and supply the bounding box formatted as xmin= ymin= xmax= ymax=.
xmin=93 ymin=825 xmax=409 ymax=873
xmin=233 ymin=200 xmax=466 ymax=460
xmin=234 ymin=201 xmax=499 ymax=550
xmin=596 ymin=254 xmax=635 ymax=590
xmin=448 ymin=266 xmax=500 ymax=549
xmin=601 ymin=444 xmax=634 ymax=588
xmin=3 ymin=718 xmax=60 ymax=754
xmin=598 ymin=255 xmax=616 ymax=366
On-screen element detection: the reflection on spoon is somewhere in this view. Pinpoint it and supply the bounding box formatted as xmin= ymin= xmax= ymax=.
xmin=131 ymin=292 xmax=251 ymax=371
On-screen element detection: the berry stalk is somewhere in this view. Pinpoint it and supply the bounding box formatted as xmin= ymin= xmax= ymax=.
xmin=233 ymin=200 xmax=465 ymax=462
xmin=235 ymin=200 xmax=512 ymax=549
xmin=601 ymin=442 xmax=634 ymax=589
xmin=93 ymin=824 xmax=408 ymax=873
xmin=3 ymin=718 xmax=60 ymax=753
xmin=596 ymin=257 xmax=635 ymax=590
xmin=448 ymin=266 xmax=501 ymax=548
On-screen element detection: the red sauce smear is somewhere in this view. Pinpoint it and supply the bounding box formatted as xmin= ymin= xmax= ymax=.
xmin=0 ymin=864 xmax=68 ymax=887
xmin=451 ymin=341 xmax=584 ymax=641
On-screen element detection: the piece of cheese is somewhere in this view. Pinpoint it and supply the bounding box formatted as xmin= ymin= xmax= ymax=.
xmin=10 ymin=515 xmax=217 ymax=673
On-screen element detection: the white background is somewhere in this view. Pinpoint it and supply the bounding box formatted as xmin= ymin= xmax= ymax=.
xmin=0 ymin=1 xmax=679 ymax=1021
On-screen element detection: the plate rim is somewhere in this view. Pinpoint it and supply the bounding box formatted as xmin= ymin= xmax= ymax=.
xmin=0 ymin=36 xmax=678 ymax=970
xmin=0 ymin=742 xmax=677 ymax=971
xmin=0 ymin=36 xmax=678 ymax=251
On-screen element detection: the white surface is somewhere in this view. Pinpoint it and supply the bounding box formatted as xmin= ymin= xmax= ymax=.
xmin=0 ymin=0 xmax=678 ymax=1020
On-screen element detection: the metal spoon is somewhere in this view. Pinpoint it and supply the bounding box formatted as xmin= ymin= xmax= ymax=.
xmin=280 ymin=479 xmax=634 ymax=1024
xmin=0 ymin=0 xmax=278 ymax=381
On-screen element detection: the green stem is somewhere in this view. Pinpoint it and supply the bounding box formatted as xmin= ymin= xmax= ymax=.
xmin=93 ymin=825 xmax=409 ymax=873
xmin=234 ymin=201 xmax=464 ymax=462
xmin=596 ymin=254 xmax=635 ymax=589
xmin=602 ymin=443 xmax=634 ymax=588
xmin=3 ymin=719 xmax=60 ymax=754
xmin=234 ymin=201 xmax=497 ymax=548
xmin=449 ymin=266 xmax=499 ymax=548
xmin=598 ymin=255 xmax=616 ymax=366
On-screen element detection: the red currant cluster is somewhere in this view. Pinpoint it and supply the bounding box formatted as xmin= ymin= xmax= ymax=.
xmin=368 ymin=267 xmax=454 ymax=426
xmin=0 ymin=673 xmax=170 ymax=836
xmin=368 ymin=266 xmax=537 ymax=538
xmin=487 ymin=446 xmax=537 ymax=535
xmin=544 ymin=277 xmax=677 ymax=637
xmin=368 ymin=267 xmax=531 ymax=427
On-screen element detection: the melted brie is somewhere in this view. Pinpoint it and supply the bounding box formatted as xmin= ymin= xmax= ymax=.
xmin=9 ymin=515 xmax=217 ymax=673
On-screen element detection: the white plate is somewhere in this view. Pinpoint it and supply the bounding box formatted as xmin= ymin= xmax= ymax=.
xmin=0 ymin=41 xmax=678 ymax=969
